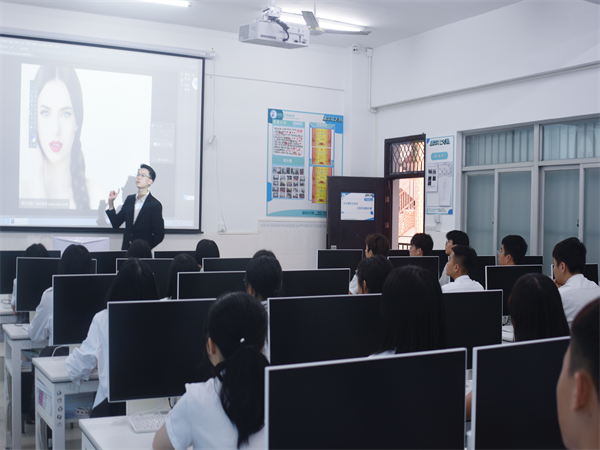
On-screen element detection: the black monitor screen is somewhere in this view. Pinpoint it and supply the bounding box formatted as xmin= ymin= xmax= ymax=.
xmin=117 ymin=258 xmax=172 ymax=298
xmin=388 ymin=249 xmax=409 ymax=257
xmin=473 ymin=337 xmax=569 ymax=449
xmin=269 ymin=294 xmax=382 ymax=366
xmin=281 ymin=269 xmax=350 ymax=297
xmin=584 ymin=263 xmax=599 ymax=284
xmin=177 ymin=271 xmax=245 ymax=299
xmin=317 ymin=250 xmax=363 ymax=280
xmin=485 ymin=265 xmax=543 ymax=316
xmin=470 ymin=256 xmax=496 ymax=287
xmin=202 ymin=258 xmax=252 ymax=272
xmin=443 ymin=290 xmax=502 ymax=369
xmin=388 ymin=256 xmax=439 ymax=280
xmin=154 ymin=250 xmax=196 ymax=260
xmin=266 ymin=349 xmax=466 ymax=449
xmin=522 ymin=255 xmax=543 ymax=265
xmin=0 ymin=250 xmax=60 ymax=294
xmin=430 ymin=249 xmax=449 ymax=277
xmin=108 ymin=299 xmax=215 ymax=402
xmin=88 ymin=251 xmax=126 ymax=274
xmin=52 ymin=274 xmax=116 ymax=346
xmin=15 ymin=257 xmax=61 ymax=311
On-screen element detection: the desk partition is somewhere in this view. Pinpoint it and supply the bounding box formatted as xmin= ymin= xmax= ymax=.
xmin=268 ymin=294 xmax=382 ymax=365
xmin=266 ymin=348 xmax=466 ymax=449
xmin=472 ymin=337 xmax=569 ymax=449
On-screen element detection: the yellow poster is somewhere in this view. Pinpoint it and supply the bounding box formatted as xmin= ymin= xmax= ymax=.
xmin=311 ymin=167 xmax=331 ymax=204
xmin=311 ymin=146 xmax=332 ymax=166
xmin=311 ymin=128 xmax=332 ymax=147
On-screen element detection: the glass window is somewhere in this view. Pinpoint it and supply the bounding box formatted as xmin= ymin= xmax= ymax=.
xmin=542 ymin=119 xmax=600 ymax=161
xmin=465 ymin=127 xmax=534 ymax=166
xmin=497 ymin=171 xmax=531 ymax=254
xmin=584 ymin=168 xmax=600 ymax=268
xmin=466 ymin=173 xmax=494 ymax=256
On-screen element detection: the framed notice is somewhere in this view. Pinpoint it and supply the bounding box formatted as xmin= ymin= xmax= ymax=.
xmin=340 ymin=192 xmax=375 ymax=221
xmin=267 ymin=109 xmax=343 ymax=217
xmin=425 ymin=135 xmax=454 ymax=215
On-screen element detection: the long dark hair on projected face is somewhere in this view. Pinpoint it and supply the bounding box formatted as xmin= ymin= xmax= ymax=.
xmin=207 ymin=292 xmax=268 ymax=448
xmin=34 ymin=65 xmax=89 ymax=210
xmin=379 ymin=265 xmax=447 ymax=354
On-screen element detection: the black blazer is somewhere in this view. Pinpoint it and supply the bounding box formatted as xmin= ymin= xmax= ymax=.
xmin=106 ymin=192 xmax=165 ymax=250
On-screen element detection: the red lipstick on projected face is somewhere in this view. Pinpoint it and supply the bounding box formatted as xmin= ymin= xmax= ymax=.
xmin=49 ymin=141 xmax=63 ymax=153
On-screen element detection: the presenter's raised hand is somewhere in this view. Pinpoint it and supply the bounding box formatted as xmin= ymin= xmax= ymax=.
xmin=108 ymin=189 xmax=120 ymax=210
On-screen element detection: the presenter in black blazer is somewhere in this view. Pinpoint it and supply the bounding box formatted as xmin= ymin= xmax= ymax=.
xmin=106 ymin=164 xmax=165 ymax=250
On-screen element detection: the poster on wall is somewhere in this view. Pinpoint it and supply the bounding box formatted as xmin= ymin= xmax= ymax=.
xmin=267 ymin=109 xmax=343 ymax=217
xmin=425 ymin=135 xmax=454 ymax=215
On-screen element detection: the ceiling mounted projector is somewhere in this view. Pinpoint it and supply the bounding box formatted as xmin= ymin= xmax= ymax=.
xmin=239 ymin=0 xmax=309 ymax=49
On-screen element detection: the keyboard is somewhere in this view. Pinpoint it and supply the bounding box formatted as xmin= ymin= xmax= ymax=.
xmin=129 ymin=413 xmax=167 ymax=433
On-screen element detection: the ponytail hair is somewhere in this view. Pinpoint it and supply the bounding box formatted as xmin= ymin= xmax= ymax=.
xmin=207 ymin=292 xmax=268 ymax=448
xmin=34 ymin=65 xmax=89 ymax=210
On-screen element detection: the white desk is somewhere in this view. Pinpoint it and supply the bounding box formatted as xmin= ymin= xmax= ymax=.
xmin=33 ymin=356 xmax=99 ymax=450
xmin=3 ymin=323 xmax=47 ymax=450
xmin=0 ymin=307 xmax=19 ymax=341
xmin=79 ymin=416 xmax=155 ymax=450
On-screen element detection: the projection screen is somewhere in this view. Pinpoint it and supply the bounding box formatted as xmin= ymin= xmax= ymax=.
xmin=0 ymin=34 xmax=204 ymax=232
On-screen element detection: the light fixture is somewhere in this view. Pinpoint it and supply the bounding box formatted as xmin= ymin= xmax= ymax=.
xmin=142 ymin=0 xmax=191 ymax=7
xmin=280 ymin=12 xmax=364 ymax=33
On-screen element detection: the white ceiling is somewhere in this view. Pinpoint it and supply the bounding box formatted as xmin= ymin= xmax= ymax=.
xmin=2 ymin=0 xmax=522 ymax=48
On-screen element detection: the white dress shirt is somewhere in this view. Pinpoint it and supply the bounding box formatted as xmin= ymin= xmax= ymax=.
xmin=558 ymin=273 xmax=600 ymax=326
xmin=441 ymin=275 xmax=484 ymax=293
xmin=349 ymin=273 xmax=359 ymax=294
xmin=28 ymin=287 xmax=53 ymax=343
xmin=65 ymin=309 xmax=108 ymax=408
xmin=133 ymin=192 xmax=149 ymax=224
xmin=439 ymin=264 xmax=451 ymax=287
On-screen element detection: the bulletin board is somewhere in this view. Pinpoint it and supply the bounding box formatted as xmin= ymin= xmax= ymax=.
xmin=266 ymin=109 xmax=343 ymax=217
xmin=425 ymin=135 xmax=454 ymax=215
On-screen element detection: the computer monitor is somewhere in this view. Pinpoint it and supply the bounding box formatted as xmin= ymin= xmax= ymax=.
xmin=388 ymin=256 xmax=439 ymax=279
xmin=177 ymin=271 xmax=246 ymax=299
xmin=472 ymin=336 xmax=569 ymax=449
xmin=522 ymin=255 xmax=543 ymax=265
xmin=154 ymin=250 xmax=196 ymax=260
xmin=443 ymin=290 xmax=503 ymax=369
xmin=431 ymin=249 xmax=449 ymax=278
xmin=88 ymin=251 xmax=127 ymax=274
xmin=316 ymin=249 xmax=364 ymax=280
xmin=15 ymin=257 xmax=61 ymax=311
xmin=0 ymin=250 xmax=60 ymax=295
xmin=202 ymin=257 xmax=252 ymax=272
xmin=268 ymin=294 xmax=382 ymax=365
xmin=266 ymin=348 xmax=466 ymax=449
xmin=550 ymin=263 xmax=599 ymax=285
xmin=470 ymin=256 xmax=496 ymax=287
xmin=116 ymin=258 xmax=172 ymax=298
xmin=485 ymin=265 xmax=543 ymax=316
xmin=280 ymin=269 xmax=350 ymax=297
xmin=388 ymin=249 xmax=409 ymax=257
xmin=107 ymin=299 xmax=215 ymax=402
xmin=52 ymin=274 xmax=116 ymax=346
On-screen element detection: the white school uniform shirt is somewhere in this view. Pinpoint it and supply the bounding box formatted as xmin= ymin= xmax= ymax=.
xmin=11 ymin=278 xmax=16 ymax=307
xmin=166 ymin=378 xmax=266 ymax=450
xmin=558 ymin=273 xmax=600 ymax=327
xmin=133 ymin=192 xmax=149 ymax=224
xmin=349 ymin=273 xmax=359 ymax=294
xmin=439 ymin=264 xmax=451 ymax=287
xmin=28 ymin=287 xmax=53 ymax=343
xmin=65 ymin=309 xmax=108 ymax=408
xmin=441 ymin=275 xmax=484 ymax=293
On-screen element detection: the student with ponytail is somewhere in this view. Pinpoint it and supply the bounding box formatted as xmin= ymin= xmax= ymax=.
xmin=153 ymin=292 xmax=269 ymax=449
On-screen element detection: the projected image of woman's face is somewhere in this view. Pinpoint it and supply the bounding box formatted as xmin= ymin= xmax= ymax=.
xmin=37 ymin=79 xmax=78 ymax=164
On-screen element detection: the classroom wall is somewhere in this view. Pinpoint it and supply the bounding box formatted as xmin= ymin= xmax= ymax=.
xmin=0 ymin=2 xmax=370 ymax=269
xmin=371 ymin=0 xmax=600 ymax=248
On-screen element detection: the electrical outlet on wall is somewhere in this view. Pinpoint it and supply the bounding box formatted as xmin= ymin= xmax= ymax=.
xmin=425 ymin=226 xmax=436 ymax=232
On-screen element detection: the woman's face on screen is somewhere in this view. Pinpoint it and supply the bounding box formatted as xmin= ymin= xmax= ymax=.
xmin=37 ymin=79 xmax=78 ymax=164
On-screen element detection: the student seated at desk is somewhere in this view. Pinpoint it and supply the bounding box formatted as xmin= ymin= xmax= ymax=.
xmin=498 ymin=234 xmax=528 ymax=265
xmin=356 ymin=254 xmax=393 ymax=294
xmin=245 ymin=255 xmax=282 ymax=302
xmin=195 ymin=239 xmax=220 ymax=270
xmin=552 ymin=238 xmax=600 ymax=327
xmin=126 ymin=238 xmax=152 ymax=258
xmin=11 ymin=242 xmax=50 ymax=314
xmin=408 ymin=232 xmax=434 ymax=257
xmin=465 ymin=272 xmax=570 ymax=420
xmin=28 ymin=244 xmax=93 ymax=343
xmin=65 ymin=259 xmax=160 ymax=417
xmin=153 ymin=292 xmax=268 ymax=450
xmin=164 ymin=254 xmax=200 ymax=300
xmin=441 ymin=245 xmax=483 ymax=293
xmin=557 ymin=298 xmax=599 ymax=450
xmin=375 ymin=265 xmax=447 ymax=355
xmin=439 ymin=230 xmax=469 ymax=287
xmin=349 ymin=234 xmax=390 ymax=294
